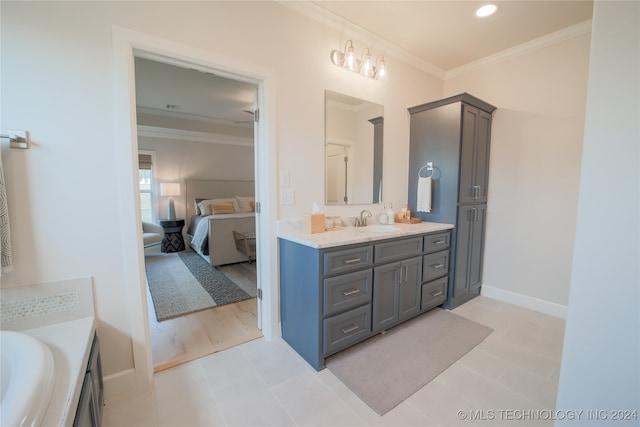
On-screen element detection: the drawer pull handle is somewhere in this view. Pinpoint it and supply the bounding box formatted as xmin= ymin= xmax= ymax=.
xmin=341 ymin=324 xmax=360 ymax=334
xmin=430 ymin=291 xmax=444 ymax=297
xmin=341 ymin=289 xmax=360 ymax=296
xmin=343 ymin=258 xmax=362 ymax=264
xmin=433 ymin=240 xmax=446 ymax=245
xmin=431 ymin=263 xmax=445 ymax=269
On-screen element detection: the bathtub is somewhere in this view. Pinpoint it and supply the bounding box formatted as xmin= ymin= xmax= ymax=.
xmin=0 ymin=330 xmax=55 ymax=427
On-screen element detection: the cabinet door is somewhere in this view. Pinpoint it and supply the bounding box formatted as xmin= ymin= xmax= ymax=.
xmin=398 ymin=256 xmax=422 ymax=322
xmin=459 ymin=105 xmax=479 ymax=204
xmin=454 ymin=205 xmax=486 ymax=299
xmin=468 ymin=205 xmax=487 ymax=291
xmin=73 ymin=372 xmax=97 ymax=427
xmin=474 ymin=111 xmax=492 ymax=204
xmin=88 ymin=335 xmax=104 ymax=426
xmin=372 ymin=262 xmax=400 ymax=333
xmin=459 ymin=105 xmax=492 ymax=204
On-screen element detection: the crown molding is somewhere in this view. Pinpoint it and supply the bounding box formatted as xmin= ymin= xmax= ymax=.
xmin=137 ymin=125 xmax=253 ymax=147
xmin=277 ymin=0 xmax=446 ymax=80
xmin=136 ymin=107 xmax=254 ymax=129
xmin=445 ymin=19 xmax=593 ymax=80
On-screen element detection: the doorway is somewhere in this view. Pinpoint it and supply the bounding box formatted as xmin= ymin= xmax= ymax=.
xmin=134 ymin=57 xmax=262 ymax=371
xmin=114 ymin=27 xmax=278 ymax=387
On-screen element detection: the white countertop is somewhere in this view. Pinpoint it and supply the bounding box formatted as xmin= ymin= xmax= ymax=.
xmin=277 ymin=220 xmax=454 ymax=249
xmin=22 ymin=317 xmax=96 ymax=427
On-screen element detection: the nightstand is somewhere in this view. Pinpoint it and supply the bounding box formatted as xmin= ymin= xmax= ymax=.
xmin=159 ymin=219 xmax=185 ymax=253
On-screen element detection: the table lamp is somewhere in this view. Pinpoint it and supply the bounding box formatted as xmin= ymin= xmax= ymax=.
xmin=160 ymin=183 xmax=181 ymax=220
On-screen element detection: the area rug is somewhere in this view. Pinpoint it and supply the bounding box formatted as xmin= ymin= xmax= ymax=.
xmin=145 ymin=250 xmax=256 ymax=321
xmin=325 ymin=308 xmax=493 ymax=415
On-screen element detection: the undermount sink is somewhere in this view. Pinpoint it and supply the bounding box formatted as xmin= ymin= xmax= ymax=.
xmin=0 ymin=330 xmax=55 ymax=427
xmin=360 ymin=225 xmax=400 ymax=233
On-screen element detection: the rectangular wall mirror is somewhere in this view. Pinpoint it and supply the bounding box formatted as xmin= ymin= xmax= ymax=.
xmin=325 ymin=90 xmax=384 ymax=205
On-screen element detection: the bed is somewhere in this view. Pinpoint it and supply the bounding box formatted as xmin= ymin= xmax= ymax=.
xmin=185 ymin=179 xmax=256 ymax=267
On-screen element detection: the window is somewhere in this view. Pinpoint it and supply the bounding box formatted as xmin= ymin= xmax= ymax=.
xmin=138 ymin=153 xmax=155 ymax=222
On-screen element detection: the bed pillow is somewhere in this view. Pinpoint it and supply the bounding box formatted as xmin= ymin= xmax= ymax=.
xmin=235 ymin=195 xmax=255 ymax=213
xmin=212 ymin=201 xmax=235 ymax=214
xmin=194 ymin=198 xmax=206 ymax=215
xmin=198 ymin=198 xmax=240 ymax=216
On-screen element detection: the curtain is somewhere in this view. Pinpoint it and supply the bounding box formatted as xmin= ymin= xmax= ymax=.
xmin=0 ymin=148 xmax=13 ymax=275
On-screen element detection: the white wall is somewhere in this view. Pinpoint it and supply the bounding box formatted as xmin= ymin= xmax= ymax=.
xmin=0 ymin=1 xmax=442 ymax=389
xmin=556 ymin=1 xmax=639 ymax=421
xmin=137 ymin=137 xmax=254 ymax=221
xmin=444 ymin=32 xmax=591 ymax=312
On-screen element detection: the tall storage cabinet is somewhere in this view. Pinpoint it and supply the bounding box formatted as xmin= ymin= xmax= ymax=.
xmin=408 ymin=93 xmax=496 ymax=309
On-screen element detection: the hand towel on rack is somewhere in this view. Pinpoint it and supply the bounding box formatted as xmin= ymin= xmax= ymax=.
xmin=417 ymin=177 xmax=432 ymax=213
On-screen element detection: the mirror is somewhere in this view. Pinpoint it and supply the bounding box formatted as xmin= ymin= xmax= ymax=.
xmin=325 ymin=91 xmax=383 ymax=205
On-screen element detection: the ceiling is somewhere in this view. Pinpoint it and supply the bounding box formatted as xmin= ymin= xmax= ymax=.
xmin=135 ymin=57 xmax=257 ymax=128
xmin=310 ymin=0 xmax=593 ymax=72
xmin=135 ymin=1 xmax=593 ymax=127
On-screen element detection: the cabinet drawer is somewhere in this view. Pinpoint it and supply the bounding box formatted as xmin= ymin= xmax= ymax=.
xmin=324 ymin=246 xmax=373 ymax=276
xmin=423 ymin=250 xmax=450 ymax=283
xmin=375 ymin=237 xmax=422 ymax=264
xmin=323 ymin=304 xmax=371 ymax=355
xmin=424 ymin=232 xmax=451 ymax=254
xmin=421 ymin=277 xmax=448 ymax=311
xmin=323 ymin=269 xmax=372 ymax=317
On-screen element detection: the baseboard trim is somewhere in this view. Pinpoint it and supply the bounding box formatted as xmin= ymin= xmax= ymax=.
xmin=103 ymin=368 xmax=137 ymax=399
xmin=481 ymin=285 xmax=567 ymax=319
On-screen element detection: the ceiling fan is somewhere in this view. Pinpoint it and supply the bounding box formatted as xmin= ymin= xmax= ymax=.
xmin=234 ymin=109 xmax=255 ymax=124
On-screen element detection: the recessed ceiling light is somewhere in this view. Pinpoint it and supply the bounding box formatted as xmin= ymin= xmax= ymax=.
xmin=475 ymin=4 xmax=498 ymax=18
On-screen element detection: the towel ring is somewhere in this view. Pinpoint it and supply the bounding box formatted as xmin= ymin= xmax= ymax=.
xmin=418 ymin=164 xmax=435 ymax=179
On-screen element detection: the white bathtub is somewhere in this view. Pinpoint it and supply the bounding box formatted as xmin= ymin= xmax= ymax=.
xmin=0 ymin=330 xmax=55 ymax=427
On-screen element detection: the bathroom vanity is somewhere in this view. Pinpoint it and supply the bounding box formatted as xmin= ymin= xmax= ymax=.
xmin=0 ymin=278 xmax=102 ymax=427
xmin=278 ymin=222 xmax=453 ymax=370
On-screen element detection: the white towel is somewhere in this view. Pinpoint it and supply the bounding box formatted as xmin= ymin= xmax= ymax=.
xmin=417 ymin=177 xmax=432 ymax=213
xmin=0 ymin=149 xmax=13 ymax=275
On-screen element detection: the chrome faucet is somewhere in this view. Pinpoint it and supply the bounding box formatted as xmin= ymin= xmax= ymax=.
xmin=356 ymin=210 xmax=372 ymax=227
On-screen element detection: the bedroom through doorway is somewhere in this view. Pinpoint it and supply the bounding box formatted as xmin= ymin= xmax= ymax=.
xmin=134 ymin=56 xmax=262 ymax=372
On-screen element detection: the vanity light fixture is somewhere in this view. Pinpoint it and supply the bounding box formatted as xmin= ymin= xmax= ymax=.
xmin=331 ymin=40 xmax=387 ymax=80
xmin=475 ymin=4 xmax=498 ymax=17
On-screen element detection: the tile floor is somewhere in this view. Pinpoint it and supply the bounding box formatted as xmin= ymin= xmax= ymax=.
xmin=103 ymin=296 xmax=565 ymax=426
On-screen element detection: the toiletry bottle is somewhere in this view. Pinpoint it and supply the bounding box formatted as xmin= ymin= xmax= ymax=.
xmin=386 ymin=203 xmax=394 ymax=224
xmin=405 ymin=204 xmax=411 ymax=220
xmin=379 ymin=204 xmax=388 ymax=224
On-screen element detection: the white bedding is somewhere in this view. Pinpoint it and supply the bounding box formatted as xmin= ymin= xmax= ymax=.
xmin=190 ymin=212 xmax=256 ymax=266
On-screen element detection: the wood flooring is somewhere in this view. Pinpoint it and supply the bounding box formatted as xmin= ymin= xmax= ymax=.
xmin=145 ymin=257 xmax=262 ymax=372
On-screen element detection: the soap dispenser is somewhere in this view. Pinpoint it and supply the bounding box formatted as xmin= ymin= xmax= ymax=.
xmin=386 ymin=203 xmax=395 ymax=224
xmin=379 ymin=204 xmax=388 ymax=224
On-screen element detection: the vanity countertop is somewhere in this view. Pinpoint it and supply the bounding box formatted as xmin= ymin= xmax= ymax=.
xmin=22 ymin=317 xmax=95 ymax=427
xmin=277 ymin=220 xmax=454 ymax=249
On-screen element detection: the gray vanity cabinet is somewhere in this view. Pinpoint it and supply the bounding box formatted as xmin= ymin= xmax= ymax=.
xmin=73 ymin=333 xmax=104 ymax=427
xmin=455 ymin=204 xmax=487 ymax=295
xmin=408 ymin=93 xmax=496 ymax=309
xmin=280 ymin=230 xmax=450 ymax=370
xmin=372 ymin=256 xmax=422 ymax=333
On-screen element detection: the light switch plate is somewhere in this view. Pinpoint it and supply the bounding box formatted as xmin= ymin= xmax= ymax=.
xmin=280 ymin=189 xmax=295 ymax=205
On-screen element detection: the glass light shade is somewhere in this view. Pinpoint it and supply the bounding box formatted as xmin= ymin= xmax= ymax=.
xmin=375 ymin=58 xmax=387 ymax=80
xmin=343 ymin=45 xmax=357 ymax=71
xmin=360 ymin=51 xmax=374 ymax=78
